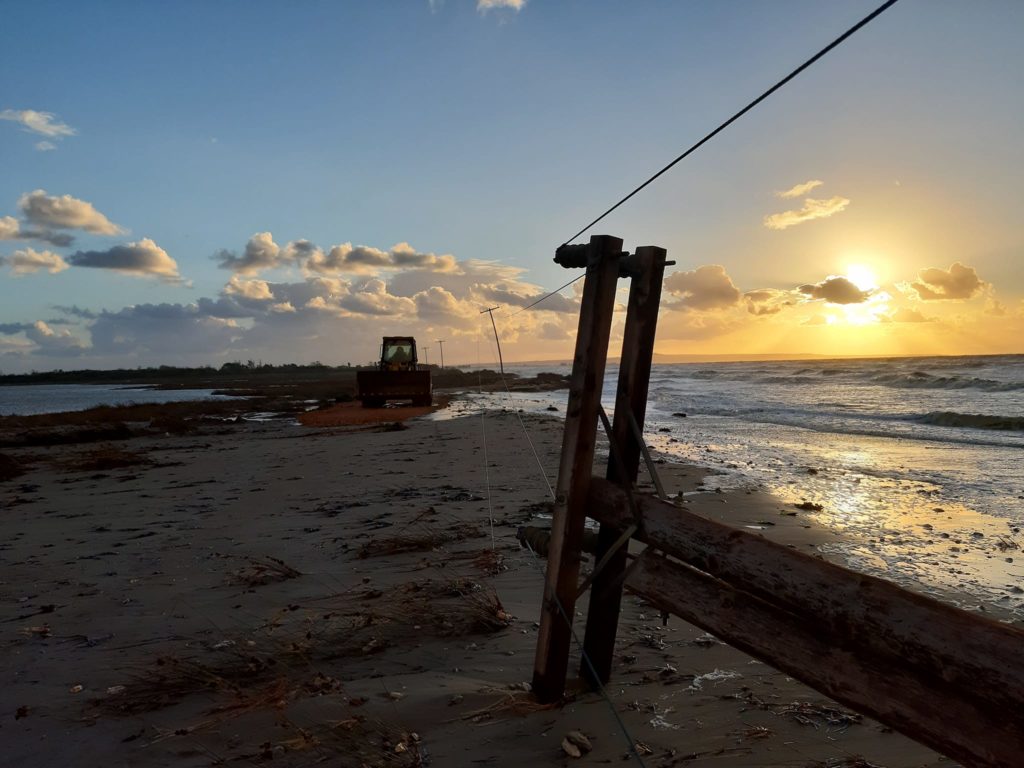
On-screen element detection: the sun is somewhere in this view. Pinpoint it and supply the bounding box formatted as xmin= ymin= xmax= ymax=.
xmin=845 ymin=263 xmax=879 ymax=291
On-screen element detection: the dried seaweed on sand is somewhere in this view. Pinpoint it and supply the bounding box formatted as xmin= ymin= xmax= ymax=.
xmin=446 ymin=546 xmax=506 ymax=575
xmin=292 ymin=578 xmax=513 ymax=657
xmin=458 ymin=690 xmax=561 ymax=724
xmin=97 ymin=577 xmax=511 ymax=720
xmin=230 ymin=555 xmax=303 ymax=586
xmin=65 ymin=444 xmax=152 ymax=472
xmin=356 ymin=524 xmax=485 ymax=558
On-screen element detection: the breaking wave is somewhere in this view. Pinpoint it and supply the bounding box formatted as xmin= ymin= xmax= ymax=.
xmin=871 ymin=373 xmax=1024 ymax=392
xmin=916 ymin=412 xmax=1024 ymax=431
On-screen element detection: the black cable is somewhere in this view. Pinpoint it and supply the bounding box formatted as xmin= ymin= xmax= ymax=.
xmin=563 ymin=0 xmax=900 ymax=245
xmin=509 ymin=269 xmax=588 ymax=316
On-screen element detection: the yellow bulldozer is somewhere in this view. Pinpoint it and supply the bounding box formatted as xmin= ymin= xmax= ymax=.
xmin=356 ymin=336 xmax=433 ymax=408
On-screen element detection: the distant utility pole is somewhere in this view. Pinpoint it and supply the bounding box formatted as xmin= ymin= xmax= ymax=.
xmin=422 ymin=345 xmax=429 ymax=366
xmin=435 ymin=339 xmax=445 ymax=369
xmin=480 ymin=306 xmax=504 ymax=376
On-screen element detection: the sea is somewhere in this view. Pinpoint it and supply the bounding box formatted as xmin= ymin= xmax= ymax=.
xmin=453 ymin=354 xmax=1024 ymax=620
xmin=0 ymin=384 xmax=237 ymax=417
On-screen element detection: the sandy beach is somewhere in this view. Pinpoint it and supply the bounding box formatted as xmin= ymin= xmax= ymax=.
xmin=1 ymin=399 xmax=952 ymax=767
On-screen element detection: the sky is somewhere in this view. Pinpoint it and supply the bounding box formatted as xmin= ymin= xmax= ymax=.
xmin=1 ymin=0 xmax=1022 ymax=372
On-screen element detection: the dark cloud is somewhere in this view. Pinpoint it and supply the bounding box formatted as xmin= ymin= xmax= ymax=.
xmin=663 ymin=265 xmax=741 ymax=310
xmin=744 ymin=288 xmax=793 ymax=316
xmin=23 ymin=320 xmax=85 ymax=356
xmin=89 ymin=304 xmax=242 ymax=357
xmin=52 ymin=305 xmax=98 ymax=320
xmin=798 ymin=276 xmax=871 ymax=305
xmin=308 ymin=242 xmax=456 ymax=274
xmin=911 ymin=262 xmax=986 ymax=301
xmin=0 ymin=214 xmax=75 ymax=247
xmin=215 ymin=232 xmax=282 ymax=274
xmin=0 ymin=320 xmax=85 ymax=356
xmin=68 ymin=238 xmax=182 ymax=282
xmin=472 ymin=282 xmax=578 ymax=313
xmin=281 ymin=239 xmax=321 ymax=263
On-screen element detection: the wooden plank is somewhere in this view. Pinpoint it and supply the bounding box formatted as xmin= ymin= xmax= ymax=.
xmin=626 ymin=550 xmax=1024 ymax=768
xmin=531 ymin=235 xmax=622 ymax=703
xmin=581 ymin=245 xmax=667 ymax=687
xmin=587 ymin=477 xmax=1024 ymax=718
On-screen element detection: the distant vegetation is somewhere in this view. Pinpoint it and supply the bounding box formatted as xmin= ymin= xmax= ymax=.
xmin=0 ymin=362 xmax=533 ymax=401
xmin=0 ymin=361 xmax=359 ymax=387
xmin=0 ymin=363 xmax=569 ymax=451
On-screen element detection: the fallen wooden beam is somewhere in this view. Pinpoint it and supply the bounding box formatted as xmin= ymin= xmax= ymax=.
xmin=625 ymin=550 xmax=1024 ymax=768
xmin=587 ymin=477 xmax=1024 ymax=766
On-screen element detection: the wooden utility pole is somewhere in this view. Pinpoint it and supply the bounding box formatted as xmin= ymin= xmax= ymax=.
xmin=435 ymin=339 xmax=445 ymax=369
xmin=532 ymin=234 xmax=622 ymax=703
xmin=480 ymin=306 xmax=504 ymax=376
xmin=581 ymin=245 xmax=668 ymax=687
xmin=421 ymin=346 xmax=429 ymax=366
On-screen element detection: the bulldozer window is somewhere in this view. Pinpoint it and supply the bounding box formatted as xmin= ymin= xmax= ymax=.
xmin=384 ymin=342 xmax=412 ymax=363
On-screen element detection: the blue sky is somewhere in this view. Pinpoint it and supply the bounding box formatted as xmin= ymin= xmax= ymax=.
xmin=1 ymin=1 xmax=1022 ymax=370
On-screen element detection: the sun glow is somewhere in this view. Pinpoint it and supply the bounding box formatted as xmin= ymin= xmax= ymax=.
xmin=845 ymin=263 xmax=879 ymax=291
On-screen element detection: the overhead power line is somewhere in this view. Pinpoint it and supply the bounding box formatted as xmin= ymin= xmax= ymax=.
xmin=563 ymin=0 xmax=901 ymax=245
xmin=510 ymin=271 xmax=588 ymax=316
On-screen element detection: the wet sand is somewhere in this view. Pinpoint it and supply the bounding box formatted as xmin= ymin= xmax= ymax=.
xmin=0 ymin=405 xmax=949 ymax=767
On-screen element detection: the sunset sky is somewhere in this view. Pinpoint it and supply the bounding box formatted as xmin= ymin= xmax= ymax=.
xmin=1 ymin=0 xmax=1021 ymax=372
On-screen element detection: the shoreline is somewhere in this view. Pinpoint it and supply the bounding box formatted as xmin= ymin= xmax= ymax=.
xmin=1 ymin=399 xmax=949 ymax=766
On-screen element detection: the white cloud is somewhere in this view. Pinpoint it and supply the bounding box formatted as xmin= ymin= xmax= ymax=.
xmin=1 ymin=238 xmax=589 ymax=368
xmin=477 ymin=0 xmax=525 ymax=11
xmin=0 ymin=109 xmax=76 ymax=138
xmin=663 ymin=265 xmax=741 ymax=310
xmin=23 ymin=320 xmax=85 ymax=356
xmin=224 ymin=275 xmax=274 ymax=301
xmin=67 ymin=238 xmax=182 ymax=282
xmin=763 ymin=196 xmax=850 ymax=230
xmin=2 ymin=247 xmax=70 ymax=275
xmin=776 ymin=180 xmax=823 ymax=199
xmin=18 ymin=190 xmax=124 ymax=235
xmin=338 ymin=278 xmax=417 ymax=316
xmin=0 ymin=216 xmax=19 ymax=240
xmin=35 ymin=141 xmax=57 ymax=152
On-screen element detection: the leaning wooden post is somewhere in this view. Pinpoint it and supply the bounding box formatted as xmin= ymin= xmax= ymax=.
xmin=532 ymin=234 xmax=622 ymax=703
xmin=581 ymin=245 xmax=667 ymax=688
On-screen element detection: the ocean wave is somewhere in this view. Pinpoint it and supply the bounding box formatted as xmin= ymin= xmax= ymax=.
xmin=756 ymin=375 xmax=822 ymax=386
xmin=917 ymin=411 xmax=1024 ymax=431
xmin=870 ymin=372 xmax=1024 ymax=392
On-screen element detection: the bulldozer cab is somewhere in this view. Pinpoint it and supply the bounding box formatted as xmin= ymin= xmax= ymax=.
xmin=358 ymin=335 xmax=432 ymax=408
xmin=380 ymin=336 xmax=417 ymax=372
